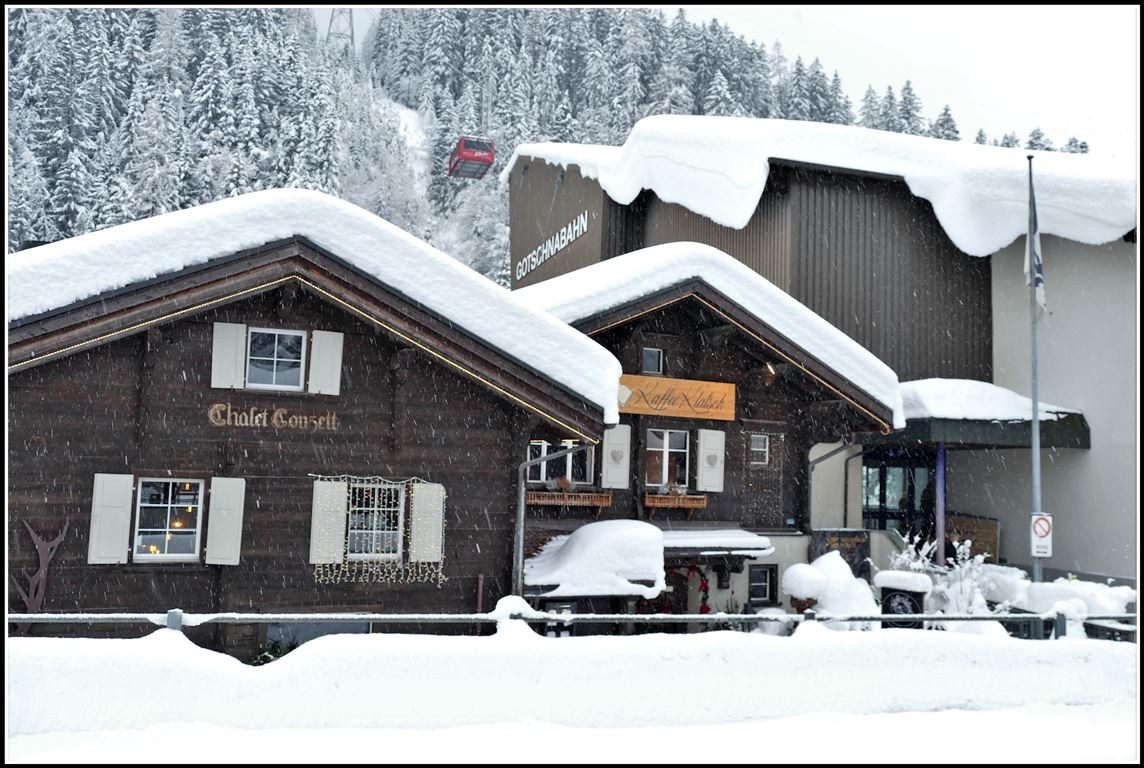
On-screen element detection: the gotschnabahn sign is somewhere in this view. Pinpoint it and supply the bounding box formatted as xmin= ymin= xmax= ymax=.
xmin=618 ymin=374 xmax=735 ymax=420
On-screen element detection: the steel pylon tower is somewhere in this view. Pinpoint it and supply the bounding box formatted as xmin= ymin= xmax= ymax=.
xmin=326 ymin=9 xmax=355 ymax=53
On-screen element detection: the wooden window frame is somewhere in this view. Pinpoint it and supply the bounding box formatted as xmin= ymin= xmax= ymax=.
xmin=748 ymin=433 xmax=771 ymax=468
xmin=246 ymin=326 xmax=307 ymax=392
xmin=132 ymin=477 xmax=205 ymax=563
xmin=346 ymin=480 xmax=406 ymax=563
xmin=747 ymin=564 xmax=778 ymax=607
xmin=641 ymin=346 xmax=664 ymax=375
xmin=645 ymin=428 xmax=690 ymax=488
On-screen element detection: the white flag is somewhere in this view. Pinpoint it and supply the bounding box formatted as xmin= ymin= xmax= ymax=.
xmin=1024 ymin=159 xmax=1046 ymax=312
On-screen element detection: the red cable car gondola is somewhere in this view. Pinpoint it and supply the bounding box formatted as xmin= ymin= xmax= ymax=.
xmin=448 ymin=135 xmax=495 ymax=179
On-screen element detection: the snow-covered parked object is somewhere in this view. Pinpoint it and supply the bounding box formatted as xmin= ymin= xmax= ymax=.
xmin=524 ymin=520 xmax=666 ymax=598
xmin=873 ymin=570 xmax=933 ymax=595
xmin=514 ymin=241 xmax=904 ymax=429
xmin=807 ymin=550 xmax=881 ymax=631
xmin=503 ymin=115 xmax=1136 ymax=257
xmin=977 ymin=564 xmax=1032 ymax=607
xmin=6 ymin=188 xmax=622 ymax=424
xmin=781 ymin=563 xmax=827 ymax=601
xmin=901 ymin=379 xmax=1080 ymax=422
xmin=1024 ymin=579 xmax=1136 ymax=616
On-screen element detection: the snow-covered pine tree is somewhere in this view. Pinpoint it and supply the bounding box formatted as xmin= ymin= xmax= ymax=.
xmin=702 ymin=70 xmax=739 ymax=117
xmin=927 ymin=104 xmax=959 ymax=141
xmin=1061 ymin=137 xmax=1090 ymax=153
xmin=1026 ymin=127 xmax=1054 ymax=151
xmin=858 ymin=85 xmax=881 ymax=129
xmin=879 ymin=85 xmax=901 ymax=132
xmin=805 ymin=58 xmax=831 ymax=122
xmin=974 ymin=128 xmax=988 ymax=144
xmin=784 ymin=57 xmax=811 ymax=121
xmin=897 ymin=80 xmax=924 ymax=135
xmin=828 ymin=71 xmax=854 ymax=125
xmin=999 ymin=131 xmax=1020 ymax=148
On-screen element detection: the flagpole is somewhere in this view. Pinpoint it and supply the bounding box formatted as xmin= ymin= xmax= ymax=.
xmin=1027 ymin=155 xmax=1043 ymax=584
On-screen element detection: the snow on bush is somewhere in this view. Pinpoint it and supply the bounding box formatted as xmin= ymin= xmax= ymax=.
xmin=750 ymin=607 xmax=795 ymax=637
xmin=808 ymin=551 xmax=880 ymax=631
xmin=781 ymin=563 xmax=827 ymax=600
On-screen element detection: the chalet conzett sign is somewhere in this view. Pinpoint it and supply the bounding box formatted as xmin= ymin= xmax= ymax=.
xmin=618 ymin=374 xmax=735 ymax=421
xmin=208 ymin=403 xmax=340 ymax=432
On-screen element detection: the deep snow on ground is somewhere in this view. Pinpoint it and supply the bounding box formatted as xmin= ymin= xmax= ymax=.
xmin=6 ymin=600 xmax=1138 ymax=763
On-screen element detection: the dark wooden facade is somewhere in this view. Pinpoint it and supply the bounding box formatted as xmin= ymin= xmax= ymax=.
xmin=509 ymin=158 xmax=992 ymax=382
xmin=523 ymin=287 xmax=886 ymax=535
xmin=8 ymin=240 xmax=605 ymax=658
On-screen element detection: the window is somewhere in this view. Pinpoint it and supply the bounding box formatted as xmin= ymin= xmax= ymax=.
xmin=133 ymin=479 xmax=204 ymax=561
xmin=646 ymin=429 xmax=689 ymax=487
xmin=527 ymin=439 xmax=595 ymax=484
xmin=748 ymin=564 xmax=777 ymax=607
xmin=749 ymin=433 xmax=770 ymax=467
xmin=862 ymin=449 xmax=935 ymax=537
xmin=347 ymin=481 xmax=405 ymax=561
xmin=247 ymin=327 xmax=306 ymax=391
xmin=641 ymin=347 xmax=663 ymax=375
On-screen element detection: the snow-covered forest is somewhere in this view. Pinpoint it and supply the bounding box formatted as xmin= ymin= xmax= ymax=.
xmin=6 ymin=7 xmax=1091 ymax=281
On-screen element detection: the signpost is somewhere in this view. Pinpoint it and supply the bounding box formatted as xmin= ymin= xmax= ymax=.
xmin=1030 ymin=513 xmax=1053 ymax=559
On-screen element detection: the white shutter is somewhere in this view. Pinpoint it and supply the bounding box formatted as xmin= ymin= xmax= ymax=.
xmin=695 ymin=429 xmax=726 ymax=492
xmin=307 ymin=330 xmax=344 ymax=396
xmin=600 ymin=424 xmax=631 ymax=489
xmin=205 ymin=477 xmax=246 ymax=565
xmin=409 ymin=482 xmax=446 ymax=562
xmin=211 ymin=322 xmax=247 ymax=389
xmin=88 ymin=473 xmax=134 ymax=564
xmin=309 ymin=480 xmax=348 ymax=564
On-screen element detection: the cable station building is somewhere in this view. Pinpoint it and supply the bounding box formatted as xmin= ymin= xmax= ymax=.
xmin=503 ymin=115 xmax=1137 ymax=607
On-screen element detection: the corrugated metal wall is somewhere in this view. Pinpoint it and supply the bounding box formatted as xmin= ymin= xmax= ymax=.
xmin=788 ymin=168 xmax=991 ymax=382
xmin=641 ymin=164 xmax=991 ymax=382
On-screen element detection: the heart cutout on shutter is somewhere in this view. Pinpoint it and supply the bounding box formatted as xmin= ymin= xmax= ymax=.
xmin=610 ymin=449 xmax=624 ymax=463
xmin=706 ymin=453 xmax=718 ymax=467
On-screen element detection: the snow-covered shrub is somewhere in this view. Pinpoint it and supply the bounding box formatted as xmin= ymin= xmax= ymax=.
xmin=750 ymin=607 xmax=795 ymax=637
xmin=927 ymin=539 xmax=1006 ymax=635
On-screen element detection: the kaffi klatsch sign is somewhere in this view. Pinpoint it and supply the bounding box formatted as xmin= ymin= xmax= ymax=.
xmin=618 ymin=374 xmax=735 ymax=421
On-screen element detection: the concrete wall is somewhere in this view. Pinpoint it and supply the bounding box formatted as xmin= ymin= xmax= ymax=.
xmin=948 ymin=235 xmax=1137 ymax=582
xmin=687 ymin=534 xmax=809 ymax=619
xmin=808 ymin=442 xmax=865 ymax=530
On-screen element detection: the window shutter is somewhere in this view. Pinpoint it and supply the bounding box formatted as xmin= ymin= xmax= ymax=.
xmin=600 ymin=424 xmax=631 ymax=489
xmin=88 ymin=473 xmax=134 ymax=564
xmin=409 ymin=482 xmax=446 ymax=562
xmin=307 ymin=330 xmax=344 ymax=396
xmin=211 ymin=322 xmax=247 ymax=389
xmin=696 ymin=429 xmax=726 ymax=492
xmin=309 ymin=480 xmax=348 ymax=564
xmin=205 ymin=477 xmax=246 ymax=566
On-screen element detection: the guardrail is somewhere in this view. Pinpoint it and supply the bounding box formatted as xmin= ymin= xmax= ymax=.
xmin=7 ymin=609 xmax=1136 ymax=640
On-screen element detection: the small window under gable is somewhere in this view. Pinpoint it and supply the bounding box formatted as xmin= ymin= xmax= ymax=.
xmin=641 ymin=347 xmax=663 ymax=375
xmin=247 ymin=327 xmax=307 ymax=391
xmin=749 ymin=433 xmax=770 ymax=467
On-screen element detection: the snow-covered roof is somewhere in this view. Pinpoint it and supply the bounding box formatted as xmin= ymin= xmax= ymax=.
xmin=6 ymin=189 xmax=622 ymax=424
xmin=661 ymin=529 xmax=775 ymax=556
xmin=524 ymin=520 xmax=666 ymax=598
xmin=901 ymin=379 xmax=1080 ymax=423
xmin=513 ymin=241 xmax=904 ymax=429
xmin=502 ymin=115 xmax=1137 ymax=257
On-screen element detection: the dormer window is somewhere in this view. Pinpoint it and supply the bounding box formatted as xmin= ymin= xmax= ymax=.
xmin=641 ymin=347 xmax=663 ymax=375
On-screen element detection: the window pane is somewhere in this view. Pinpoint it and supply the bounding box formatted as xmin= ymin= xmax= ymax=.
xmin=750 ymin=434 xmax=768 ymax=452
xmin=141 ymin=482 xmax=168 ymax=505
xmin=277 ymin=333 xmax=303 ymax=360
xmin=863 ymin=467 xmax=881 ymax=508
xmin=249 ymin=332 xmax=276 ymax=358
xmin=668 ymin=431 xmax=687 ymax=450
xmin=645 ymin=450 xmax=664 ymax=485
xmin=667 ymin=452 xmax=688 ymax=485
xmin=647 ymin=430 xmax=664 ymax=449
xmin=173 ymin=483 xmax=200 ymax=504
xmin=885 ymin=467 xmax=908 ymax=513
xmin=138 ymin=506 xmax=168 ymax=529
xmin=248 ymin=358 xmax=274 ymax=384
xmin=167 ymin=532 xmax=197 ymax=555
xmin=571 ymin=449 xmax=589 ymax=483
xmin=275 ymin=361 xmax=302 ymax=387
xmin=347 ymin=532 xmax=369 ymax=554
xmin=642 ymin=348 xmax=661 ymax=373
xmin=545 ymin=457 xmax=565 ymax=481
xmin=136 ymin=533 xmax=166 ymax=556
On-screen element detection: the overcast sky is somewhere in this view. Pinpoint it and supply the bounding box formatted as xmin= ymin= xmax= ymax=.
xmin=315 ymin=5 xmax=1139 ymax=160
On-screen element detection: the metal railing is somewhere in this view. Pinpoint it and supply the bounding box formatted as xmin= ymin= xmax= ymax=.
xmin=8 ymin=608 xmax=1136 ymax=640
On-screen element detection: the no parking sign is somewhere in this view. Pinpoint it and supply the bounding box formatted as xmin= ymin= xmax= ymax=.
xmin=1030 ymin=513 xmax=1053 ymax=558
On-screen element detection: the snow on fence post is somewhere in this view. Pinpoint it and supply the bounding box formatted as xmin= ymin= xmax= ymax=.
xmin=166 ymin=609 xmax=183 ymax=631
xmin=1054 ymin=611 xmax=1067 ymax=640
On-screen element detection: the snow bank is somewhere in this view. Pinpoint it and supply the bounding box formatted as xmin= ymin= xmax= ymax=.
xmin=901 ymin=378 xmax=1080 ymax=422
xmin=524 ymin=520 xmax=666 ymax=598
xmin=7 ymin=189 xmax=622 ymax=423
xmin=8 ymin=621 xmax=1135 ymax=737
xmin=977 ymin=565 xmax=1136 ymax=616
xmin=873 ymin=570 xmax=933 ymax=595
xmin=514 ymin=241 xmax=904 ymax=428
xmin=503 ymin=115 xmax=1136 ymax=257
